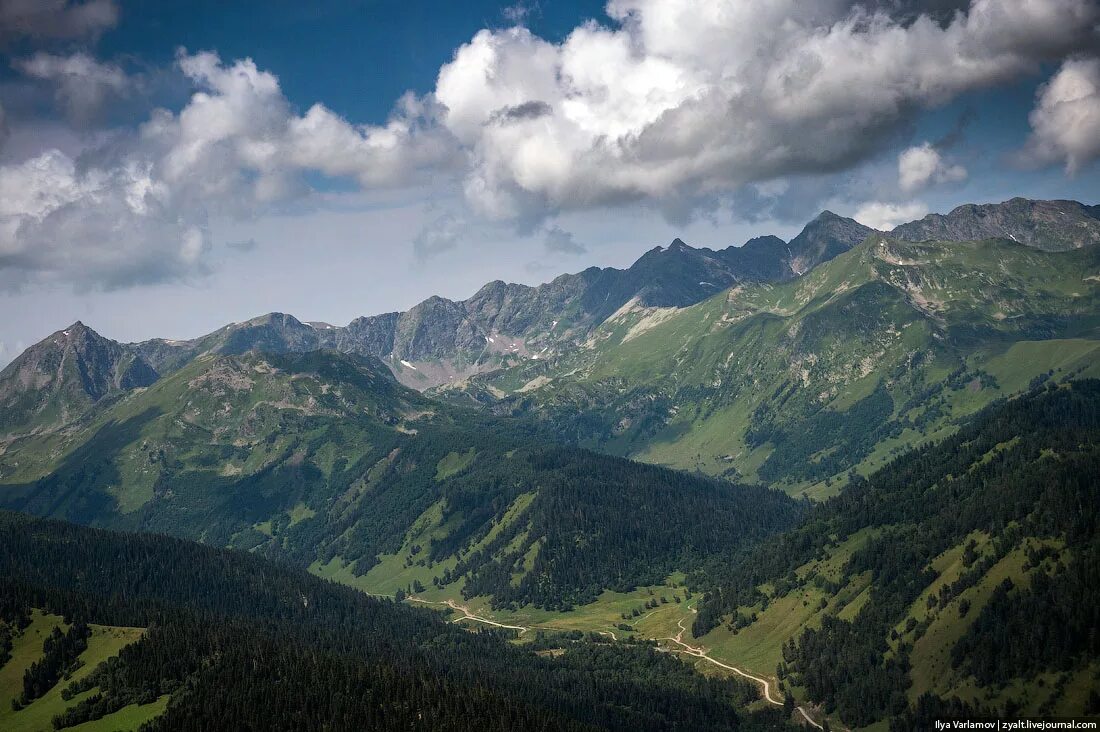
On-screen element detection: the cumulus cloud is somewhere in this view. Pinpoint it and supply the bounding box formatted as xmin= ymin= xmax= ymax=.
xmin=543 ymin=225 xmax=587 ymax=255
xmin=898 ymin=142 xmax=968 ymax=192
xmin=164 ymin=51 xmax=453 ymax=195
xmin=1021 ymin=57 xmax=1100 ymax=174
xmin=428 ymin=0 xmax=1098 ymax=224
xmin=0 ymin=0 xmax=118 ymax=42
xmin=2 ymin=0 xmax=1099 ymax=289
xmin=15 ymin=52 xmax=131 ymax=125
xmin=0 ymin=51 xmax=455 ymax=290
xmin=852 ymin=200 xmax=928 ymax=230
xmin=0 ymin=149 xmax=213 ymax=289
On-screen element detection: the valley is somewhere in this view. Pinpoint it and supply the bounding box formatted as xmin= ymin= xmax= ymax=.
xmin=1 ymin=197 xmax=1099 ymax=730
xmin=5 ymin=0 xmax=1100 ymax=726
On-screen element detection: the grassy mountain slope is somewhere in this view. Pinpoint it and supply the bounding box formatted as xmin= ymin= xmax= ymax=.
xmin=689 ymin=381 xmax=1100 ymax=726
xmin=455 ymin=235 xmax=1100 ymax=496
xmin=0 ymin=348 xmax=801 ymax=612
xmin=0 ymin=512 xmax=792 ymax=732
xmin=0 ymin=610 xmax=159 ymax=732
xmin=308 ymin=382 xmax=1100 ymax=731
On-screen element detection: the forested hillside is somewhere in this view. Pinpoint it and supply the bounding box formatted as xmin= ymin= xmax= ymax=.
xmin=0 ymin=512 xmax=794 ymax=731
xmin=689 ymin=381 xmax=1100 ymax=725
xmin=435 ymin=448 xmax=802 ymax=609
xmin=0 ymin=348 xmax=800 ymax=612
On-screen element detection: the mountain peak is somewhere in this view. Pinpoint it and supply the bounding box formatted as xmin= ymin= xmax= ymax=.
xmin=641 ymin=238 xmax=695 ymax=258
xmin=40 ymin=322 xmax=114 ymax=354
xmin=216 ymin=312 xmax=320 ymax=356
xmin=1 ymin=321 xmax=158 ymax=434
xmin=55 ymin=321 xmax=95 ymax=338
xmin=786 ymin=212 xmax=876 ymax=275
xmin=803 ymin=210 xmax=867 ymax=231
xmin=242 ymin=312 xmax=304 ymax=328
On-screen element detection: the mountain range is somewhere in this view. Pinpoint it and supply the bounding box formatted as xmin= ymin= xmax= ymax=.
xmin=2 ymin=196 xmax=1100 ymax=730
xmin=455 ymin=205 xmax=1100 ymax=495
xmin=892 ymin=197 xmax=1100 ymax=250
xmin=2 ymin=208 xmax=879 ymax=414
xmin=5 ymin=198 xmax=1094 ymax=428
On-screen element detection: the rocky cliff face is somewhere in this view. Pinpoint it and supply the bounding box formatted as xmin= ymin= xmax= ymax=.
xmin=890 ymin=198 xmax=1100 ymax=251
xmin=331 ymin=312 xmax=400 ymax=358
xmin=721 ymin=235 xmax=791 ymax=281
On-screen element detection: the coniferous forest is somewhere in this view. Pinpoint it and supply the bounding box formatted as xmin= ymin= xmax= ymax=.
xmin=7 ymin=381 xmax=1098 ymax=729
xmin=691 ymin=381 xmax=1100 ymax=725
xmin=0 ymin=511 xmax=793 ymax=731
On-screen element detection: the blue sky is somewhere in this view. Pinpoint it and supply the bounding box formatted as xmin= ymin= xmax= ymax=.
xmin=0 ymin=0 xmax=1098 ymax=363
xmin=98 ymin=1 xmax=609 ymax=122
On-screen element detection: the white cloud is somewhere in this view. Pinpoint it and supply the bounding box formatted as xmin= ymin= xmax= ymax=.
xmin=1 ymin=0 xmax=1098 ymax=290
xmin=427 ymin=0 xmax=1098 ymax=224
xmin=852 ymin=200 xmax=928 ymax=230
xmin=0 ymin=149 xmax=212 ymax=289
xmin=0 ymin=150 xmax=86 ymax=220
xmin=502 ymin=2 xmax=540 ymax=25
xmin=0 ymin=51 xmax=455 ymax=290
xmin=1022 ymin=57 xmax=1100 ymax=174
xmin=153 ymin=51 xmax=455 ymax=201
xmin=0 ymin=0 xmax=118 ymax=41
xmin=15 ymin=52 xmax=131 ymax=124
xmin=898 ymin=142 xmax=967 ymax=192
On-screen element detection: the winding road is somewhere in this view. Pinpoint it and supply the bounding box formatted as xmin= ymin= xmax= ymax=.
xmin=406 ymin=594 xmax=824 ymax=729
xmin=408 ymin=596 xmax=529 ymax=634
xmin=408 ymin=596 xmax=619 ymax=640
xmin=663 ymin=612 xmax=823 ymax=729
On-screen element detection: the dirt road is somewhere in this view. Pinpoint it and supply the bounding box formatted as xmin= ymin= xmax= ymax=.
xmin=664 ymin=613 xmax=824 ymax=729
xmin=407 ymin=595 xmax=823 ymax=729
